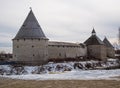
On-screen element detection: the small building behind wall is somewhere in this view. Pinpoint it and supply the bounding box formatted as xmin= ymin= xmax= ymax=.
xmin=0 ymin=53 xmax=12 ymax=61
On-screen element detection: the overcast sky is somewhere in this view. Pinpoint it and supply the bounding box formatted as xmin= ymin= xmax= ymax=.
xmin=0 ymin=0 xmax=120 ymax=53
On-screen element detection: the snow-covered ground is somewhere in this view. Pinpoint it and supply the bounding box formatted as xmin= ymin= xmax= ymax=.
xmin=0 ymin=59 xmax=120 ymax=80
xmin=1 ymin=69 xmax=120 ymax=80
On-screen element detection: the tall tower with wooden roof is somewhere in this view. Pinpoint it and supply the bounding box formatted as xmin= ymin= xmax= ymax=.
xmin=13 ymin=9 xmax=49 ymax=65
xmin=103 ymin=37 xmax=115 ymax=58
xmin=84 ymin=28 xmax=107 ymax=60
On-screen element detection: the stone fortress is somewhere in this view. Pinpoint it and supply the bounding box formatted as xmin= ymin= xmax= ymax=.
xmin=12 ymin=9 xmax=115 ymax=65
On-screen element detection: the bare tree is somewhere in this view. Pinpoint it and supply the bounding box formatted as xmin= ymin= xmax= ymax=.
xmin=119 ymin=28 xmax=120 ymax=46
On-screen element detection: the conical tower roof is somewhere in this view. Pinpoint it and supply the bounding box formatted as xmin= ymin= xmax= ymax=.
xmin=84 ymin=29 xmax=104 ymax=45
xmin=92 ymin=28 xmax=96 ymax=34
xmin=14 ymin=9 xmax=47 ymax=39
xmin=103 ymin=37 xmax=114 ymax=48
xmin=91 ymin=28 xmax=96 ymax=35
xmin=84 ymin=35 xmax=104 ymax=45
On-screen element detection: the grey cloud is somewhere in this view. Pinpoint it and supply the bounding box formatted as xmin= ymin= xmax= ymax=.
xmin=0 ymin=0 xmax=120 ymax=49
xmin=0 ymin=43 xmax=11 ymax=47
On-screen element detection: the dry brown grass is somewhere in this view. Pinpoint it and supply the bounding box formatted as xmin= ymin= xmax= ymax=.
xmin=0 ymin=77 xmax=120 ymax=88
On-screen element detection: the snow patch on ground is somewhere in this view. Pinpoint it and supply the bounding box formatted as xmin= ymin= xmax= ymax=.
xmin=0 ymin=59 xmax=120 ymax=80
xmin=1 ymin=69 xmax=120 ymax=80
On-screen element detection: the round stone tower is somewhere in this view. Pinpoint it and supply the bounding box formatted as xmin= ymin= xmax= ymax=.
xmin=12 ymin=9 xmax=49 ymax=65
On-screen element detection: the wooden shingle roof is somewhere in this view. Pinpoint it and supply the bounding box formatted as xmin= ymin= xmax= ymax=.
xmin=84 ymin=35 xmax=104 ymax=45
xmin=14 ymin=9 xmax=47 ymax=39
xmin=84 ymin=29 xmax=104 ymax=45
xmin=48 ymin=41 xmax=80 ymax=47
xmin=103 ymin=37 xmax=114 ymax=48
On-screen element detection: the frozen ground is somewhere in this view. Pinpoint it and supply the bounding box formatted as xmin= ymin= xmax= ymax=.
xmin=0 ymin=59 xmax=120 ymax=80
xmin=1 ymin=69 xmax=120 ymax=80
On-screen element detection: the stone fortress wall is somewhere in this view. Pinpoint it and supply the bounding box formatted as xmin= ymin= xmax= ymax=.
xmin=13 ymin=38 xmax=49 ymax=65
xmin=12 ymin=9 xmax=115 ymax=65
xmin=48 ymin=41 xmax=87 ymax=59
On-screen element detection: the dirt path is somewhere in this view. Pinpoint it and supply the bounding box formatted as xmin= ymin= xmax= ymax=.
xmin=0 ymin=77 xmax=120 ymax=88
